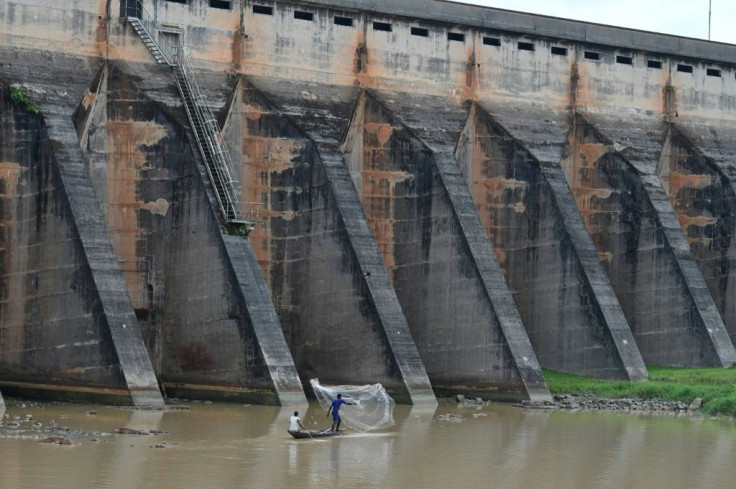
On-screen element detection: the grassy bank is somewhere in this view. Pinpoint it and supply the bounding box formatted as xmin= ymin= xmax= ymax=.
xmin=543 ymin=366 xmax=736 ymax=417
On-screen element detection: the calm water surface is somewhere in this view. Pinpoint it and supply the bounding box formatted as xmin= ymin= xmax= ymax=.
xmin=1 ymin=400 xmax=735 ymax=489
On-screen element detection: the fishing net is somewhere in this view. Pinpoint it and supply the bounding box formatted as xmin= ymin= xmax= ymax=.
xmin=310 ymin=379 xmax=395 ymax=432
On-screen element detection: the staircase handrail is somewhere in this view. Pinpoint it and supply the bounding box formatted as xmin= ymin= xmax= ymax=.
xmin=123 ymin=0 xmax=248 ymax=224
xmin=122 ymin=0 xmax=177 ymax=66
xmin=177 ymin=47 xmax=241 ymax=186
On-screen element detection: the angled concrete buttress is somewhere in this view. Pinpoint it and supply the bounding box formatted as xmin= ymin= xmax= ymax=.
xmin=667 ymin=123 xmax=736 ymax=345
xmin=343 ymin=90 xmax=549 ymax=401
xmin=562 ymin=114 xmax=736 ymax=366
xmin=0 ymin=390 xmax=4 ymax=414
xmin=10 ymin=79 xmax=164 ymax=406
xmin=76 ymin=64 xmax=306 ymax=406
xmin=233 ymin=77 xmax=436 ymax=405
xmin=221 ymin=235 xmax=307 ymax=405
xmin=469 ymin=101 xmax=648 ymax=380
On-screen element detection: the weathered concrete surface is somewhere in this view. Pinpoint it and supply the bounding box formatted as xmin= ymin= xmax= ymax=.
xmin=225 ymin=77 xmax=436 ymax=405
xmin=456 ymin=101 xmax=646 ymax=380
xmin=342 ymin=91 xmax=549 ymax=401
xmin=42 ymin=103 xmax=164 ymax=407
xmin=5 ymin=0 xmax=736 ymax=402
xmin=222 ymin=236 xmax=307 ymax=405
xmin=562 ymin=114 xmax=733 ymax=366
xmin=669 ymin=124 xmax=736 ymax=344
xmin=579 ymin=114 xmax=736 ymax=367
xmin=78 ymin=62 xmax=305 ymax=405
xmin=0 ymin=70 xmax=162 ymax=406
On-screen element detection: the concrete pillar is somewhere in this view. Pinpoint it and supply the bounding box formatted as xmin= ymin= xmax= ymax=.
xmin=41 ymin=101 xmax=164 ymax=407
xmin=561 ymin=114 xmax=735 ymax=366
xmin=580 ymin=114 xmax=736 ymax=367
xmin=344 ymin=91 xmax=549 ymax=401
xmin=221 ymin=236 xmax=307 ymax=406
xmin=471 ymin=103 xmax=647 ymax=380
xmin=234 ymin=77 xmax=436 ymax=405
xmin=75 ymin=63 xmax=306 ymax=406
xmin=661 ymin=124 xmax=736 ymax=344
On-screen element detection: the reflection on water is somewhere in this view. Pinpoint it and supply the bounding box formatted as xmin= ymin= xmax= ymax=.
xmin=1 ymin=400 xmax=736 ymax=489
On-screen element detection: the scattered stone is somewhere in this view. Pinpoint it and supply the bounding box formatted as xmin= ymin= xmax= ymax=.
xmin=521 ymin=395 xmax=703 ymax=415
xmin=455 ymin=394 xmax=465 ymax=403
xmin=436 ymin=413 xmax=464 ymax=422
xmin=688 ymin=398 xmax=703 ymax=412
xmin=85 ymin=410 xmax=97 ymax=416
xmin=41 ymin=436 xmax=74 ymax=445
xmin=114 ymin=427 xmax=164 ymax=435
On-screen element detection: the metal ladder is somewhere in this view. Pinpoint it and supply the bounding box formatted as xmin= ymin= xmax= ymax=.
xmin=123 ymin=0 xmax=254 ymax=227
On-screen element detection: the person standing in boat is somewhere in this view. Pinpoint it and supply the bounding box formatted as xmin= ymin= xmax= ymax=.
xmin=289 ymin=411 xmax=306 ymax=434
xmin=327 ymin=393 xmax=355 ymax=432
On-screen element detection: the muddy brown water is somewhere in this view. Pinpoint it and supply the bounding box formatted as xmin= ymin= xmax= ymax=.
xmin=1 ymin=400 xmax=735 ymax=488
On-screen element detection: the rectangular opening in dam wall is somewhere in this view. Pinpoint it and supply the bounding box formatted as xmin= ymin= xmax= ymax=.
xmin=166 ymin=0 xmax=186 ymax=3
xmin=294 ymin=10 xmax=314 ymax=21
xmin=447 ymin=32 xmax=465 ymax=42
xmin=209 ymin=0 xmax=231 ymax=9
xmin=616 ymin=55 xmax=633 ymax=65
xmin=483 ymin=37 xmax=500 ymax=46
xmin=551 ymin=46 xmax=567 ymax=56
xmin=584 ymin=51 xmax=600 ymax=61
xmin=334 ymin=15 xmax=354 ymax=27
xmin=707 ymin=68 xmax=721 ymax=77
xmin=518 ymin=41 xmax=534 ymax=51
xmin=253 ymin=4 xmax=273 ymax=15
xmin=648 ymin=60 xmax=663 ymax=69
xmin=373 ymin=21 xmax=392 ymax=32
xmin=411 ymin=27 xmax=429 ymax=37
xmin=678 ymin=64 xmax=693 ymax=73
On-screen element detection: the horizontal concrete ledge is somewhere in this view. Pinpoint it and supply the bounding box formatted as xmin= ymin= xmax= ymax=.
xmin=431 ymin=384 xmax=533 ymax=403
xmin=0 ymin=381 xmax=135 ymax=406
xmin=162 ymin=383 xmax=283 ymax=405
xmin=300 ymin=0 xmax=736 ymax=63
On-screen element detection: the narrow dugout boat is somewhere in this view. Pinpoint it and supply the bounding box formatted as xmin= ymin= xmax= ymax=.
xmin=288 ymin=429 xmax=344 ymax=439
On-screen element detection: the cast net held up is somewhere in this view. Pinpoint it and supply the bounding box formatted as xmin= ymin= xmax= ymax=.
xmin=310 ymin=379 xmax=395 ymax=432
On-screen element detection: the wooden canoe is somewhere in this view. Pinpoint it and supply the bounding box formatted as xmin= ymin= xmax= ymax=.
xmin=288 ymin=429 xmax=344 ymax=439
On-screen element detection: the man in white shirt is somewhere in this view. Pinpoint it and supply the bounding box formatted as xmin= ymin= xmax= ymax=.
xmin=289 ymin=411 xmax=306 ymax=433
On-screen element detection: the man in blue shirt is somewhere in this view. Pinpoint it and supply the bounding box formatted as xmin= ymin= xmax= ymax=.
xmin=326 ymin=393 xmax=355 ymax=432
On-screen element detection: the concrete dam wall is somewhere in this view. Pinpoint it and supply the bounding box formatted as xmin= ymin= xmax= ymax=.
xmin=1 ymin=0 xmax=736 ymax=405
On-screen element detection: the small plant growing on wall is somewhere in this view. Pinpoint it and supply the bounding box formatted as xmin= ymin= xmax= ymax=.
xmin=10 ymin=85 xmax=39 ymax=114
xmin=664 ymin=84 xmax=675 ymax=93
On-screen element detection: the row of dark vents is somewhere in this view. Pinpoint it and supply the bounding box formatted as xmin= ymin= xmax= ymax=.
xmin=162 ymin=0 xmax=730 ymax=79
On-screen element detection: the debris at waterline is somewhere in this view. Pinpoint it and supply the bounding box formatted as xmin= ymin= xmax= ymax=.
xmin=517 ymin=395 xmax=705 ymax=415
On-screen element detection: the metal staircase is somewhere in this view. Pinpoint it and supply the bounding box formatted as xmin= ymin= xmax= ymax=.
xmin=122 ymin=0 xmax=254 ymax=227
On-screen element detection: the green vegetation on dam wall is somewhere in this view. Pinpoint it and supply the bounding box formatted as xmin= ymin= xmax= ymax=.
xmin=544 ymin=366 xmax=736 ymax=417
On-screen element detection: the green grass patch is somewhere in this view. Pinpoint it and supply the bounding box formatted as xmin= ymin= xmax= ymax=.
xmin=10 ymin=85 xmax=39 ymax=114
xmin=543 ymin=366 xmax=736 ymax=418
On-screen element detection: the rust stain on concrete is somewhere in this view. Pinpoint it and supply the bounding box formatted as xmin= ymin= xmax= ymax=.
xmin=598 ymin=251 xmax=614 ymax=263
xmin=678 ymin=215 xmax=716 ymax=229
xmin=238 ymin=98 xmax=306 ymax=278
xmin=81 ymin=90 xmax=96 ymax=110
xmin=562 ymin=124 xmax=616 ymax=230
xmin=364 ymin=122 xmax=393 ymax=147
xmin=0 ymin=162 xmax=22 ymax=189
xmin=106 ymin=120 xmax=167 ymax=309
xmin=667 ymin=171 xmax=712 ymax=191
xmin=576 ymin=142 xmax=608 ymax=166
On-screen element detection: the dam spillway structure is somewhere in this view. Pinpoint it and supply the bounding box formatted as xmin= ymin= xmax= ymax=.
xmin=1 ymin=0 xmax=736 ymax=406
